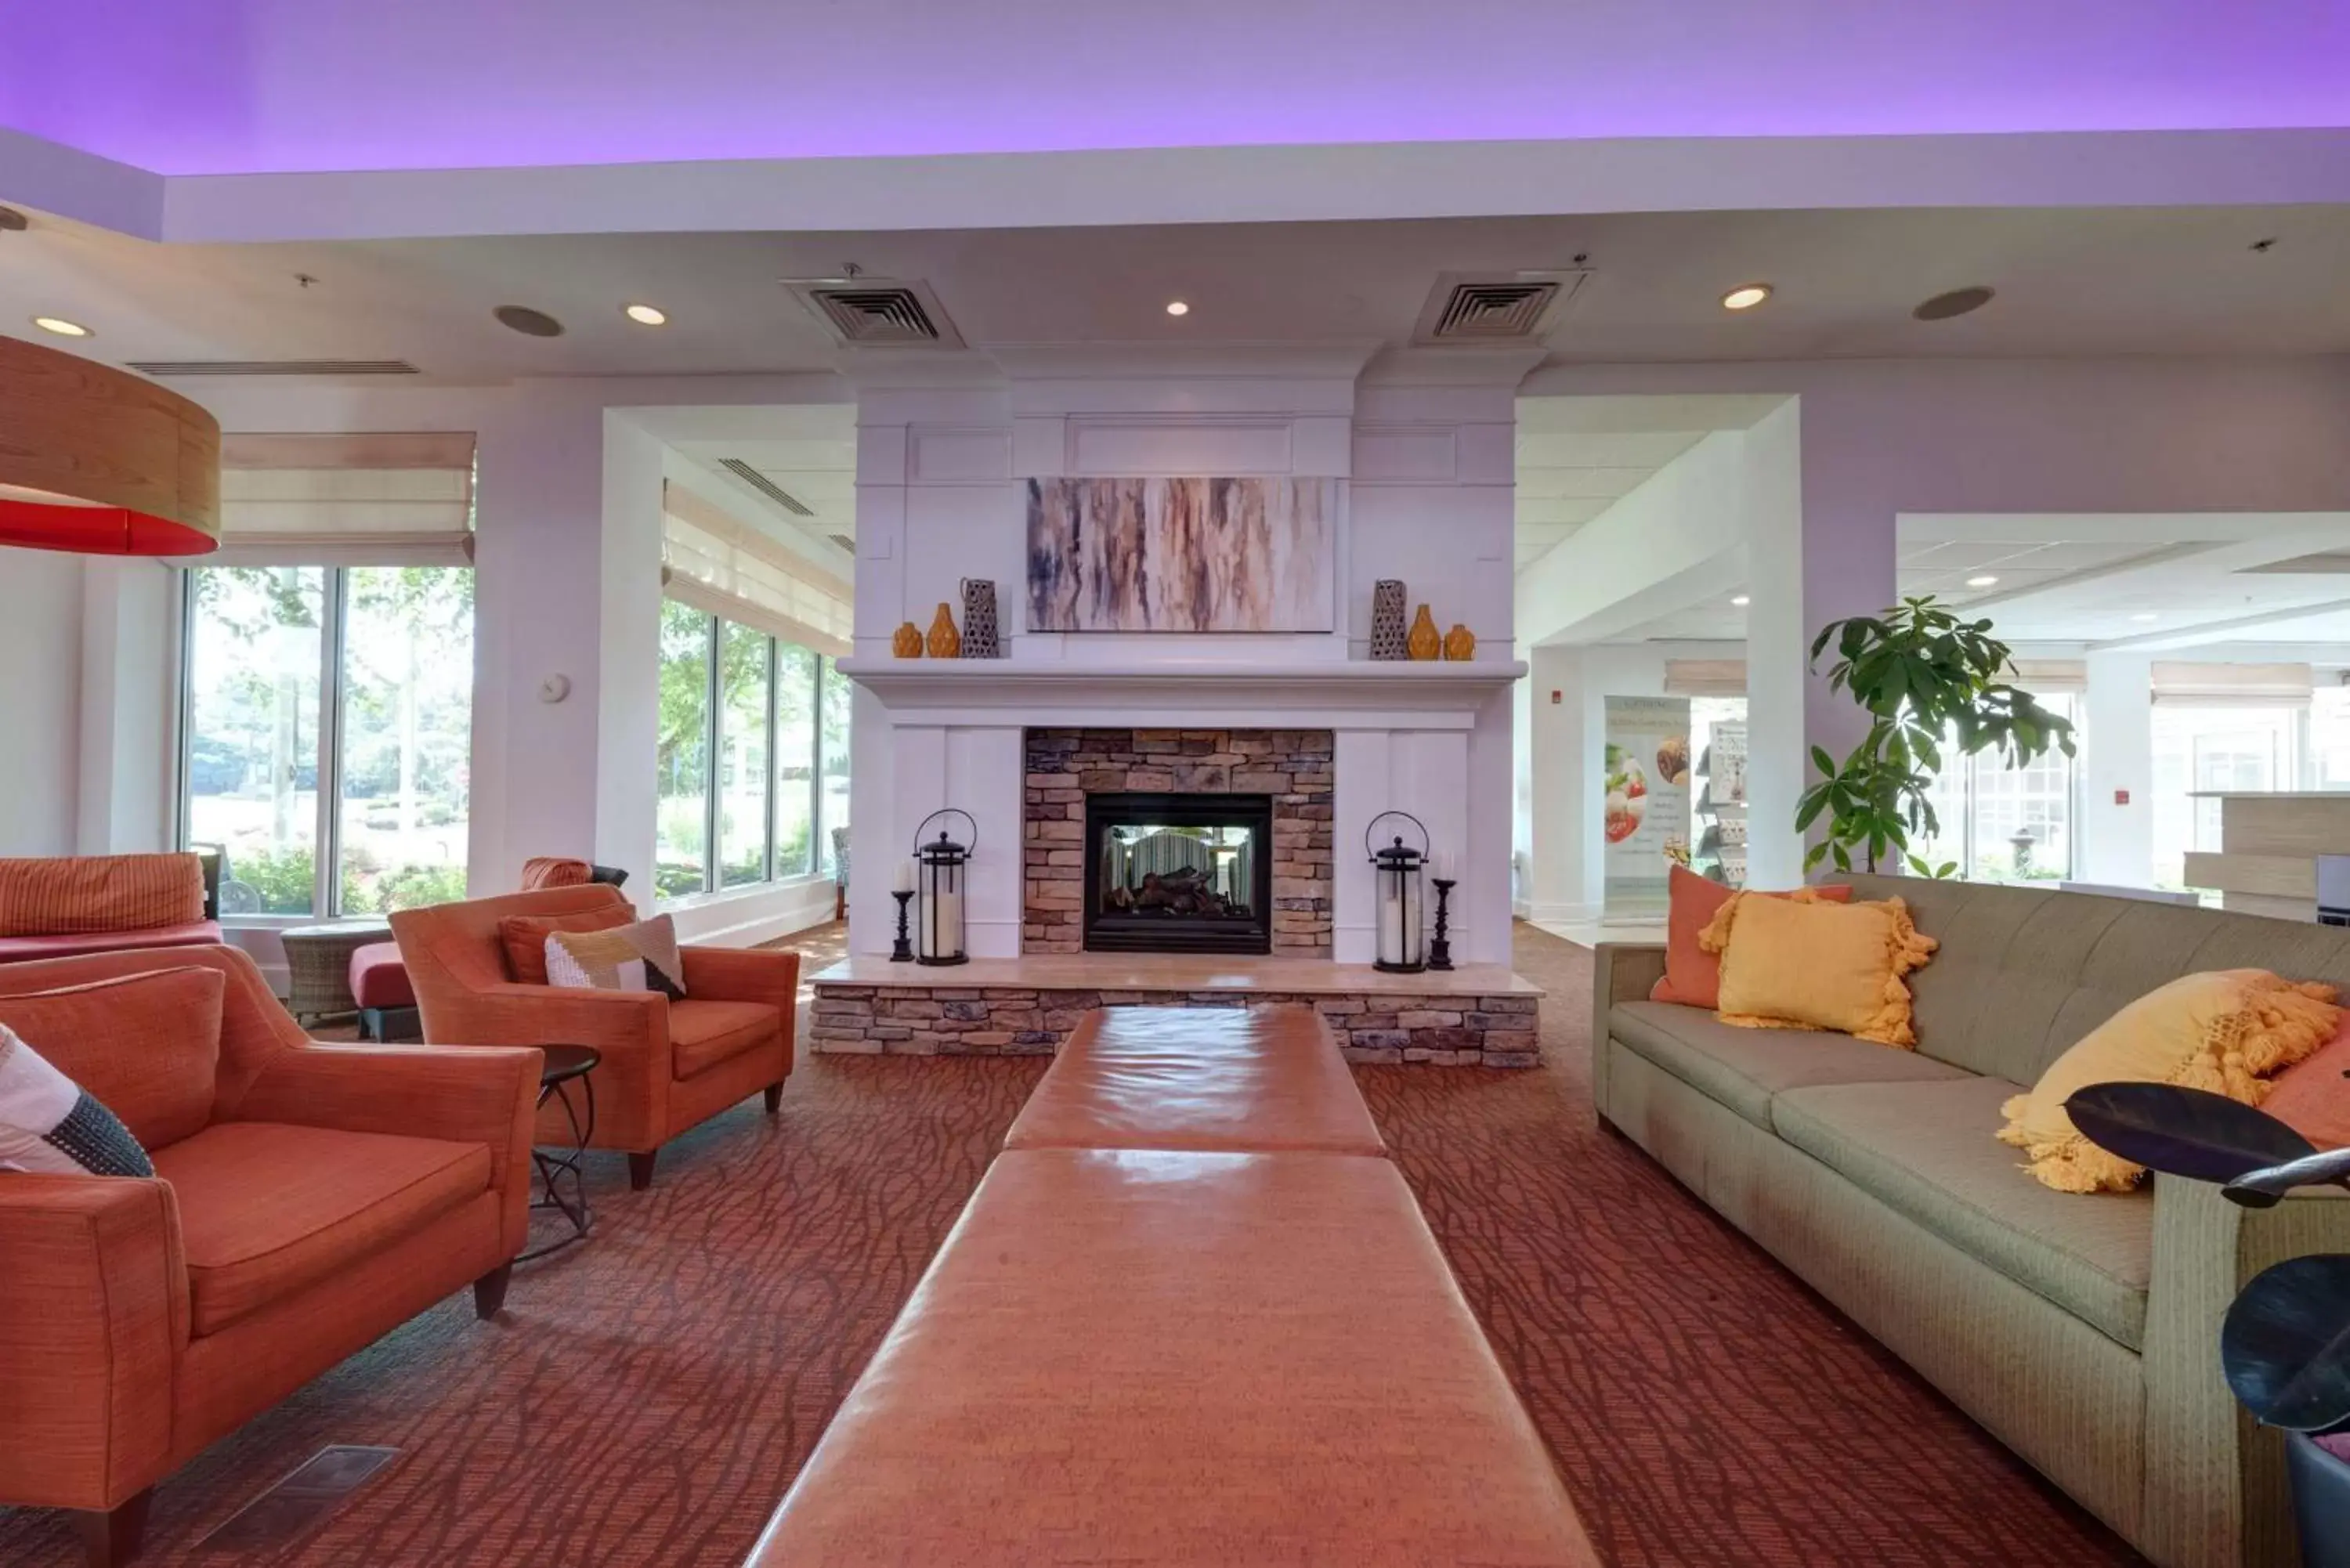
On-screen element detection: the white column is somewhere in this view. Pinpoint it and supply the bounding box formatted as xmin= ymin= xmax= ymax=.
xmin=1522 ymin=644 xmax=1594 ymax=923
xmin=1743 ymin=397 xmax=1898 ymax=885
xmin=2079 ymin=652 xmax=2156 ymax=888
xmin=75 ymin=558 xmax=176 ymax=854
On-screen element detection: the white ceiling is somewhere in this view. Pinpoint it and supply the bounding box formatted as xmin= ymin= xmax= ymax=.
xmin=1512 ymin=430 xmax=1706 ymax=569
xmin=667 ymin=425 xmax=860 ymax=549
xmin=2 ymin=204 xmax=2346 ymax=388
xmin=1603 ymin=512 xmax=2350 ymax=649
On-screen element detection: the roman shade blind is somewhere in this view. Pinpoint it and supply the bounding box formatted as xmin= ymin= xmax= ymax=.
xmin=2006 ymin=659 xmax=2088 ymax=695
xmin=2151 ymin=661 xmax=2315 ymax=707
xmin=193 ymin=432 xmax=475 ymax=565
xmin=1663 ymin=659 xmax=1747 ymax=698
xmin=660 ymin=482 xmax=852 ymax=656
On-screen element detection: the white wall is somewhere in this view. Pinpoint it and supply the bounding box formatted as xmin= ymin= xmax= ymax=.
xmin=0 ymin=547 xmax=88 ymax=855
xmin=2077 ymin=652 xmax=2156 ymax=887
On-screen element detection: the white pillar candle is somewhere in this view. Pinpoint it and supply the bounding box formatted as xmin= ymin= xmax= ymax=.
xmin=893 ymin=858 xmax=918 ymax=894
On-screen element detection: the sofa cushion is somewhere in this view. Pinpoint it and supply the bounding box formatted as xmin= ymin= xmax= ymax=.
xmin=0 ymin=853 xmax=206 ymax=937
xmin=670 ymin=999 xmax=780 ymax=1078
xmin=154 ymin=1120 xmax=492 ymax=1336
xmin=1773 ymin=1077 xmax=2153 ymax=1349
xmin=1003 ymin=1005 xmax=1385 ymax=1156
xmin=1610 ymin=1000 xmax=1971 ymax=1130
xmin=0 ymin=966 xmax=225 ymax=1150
xmin=347 ymin=941 xmax=417 ymax=1010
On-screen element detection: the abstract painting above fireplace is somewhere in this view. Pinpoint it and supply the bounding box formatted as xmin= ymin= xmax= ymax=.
xmin=1025 ymin=475 xmax=1336 ymax=633
xmin=1084 ymin=792 xmax=1274 ymax=955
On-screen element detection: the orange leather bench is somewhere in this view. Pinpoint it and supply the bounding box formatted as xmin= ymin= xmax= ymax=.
xmin=1001 ymin=1004 xmax=1385 ymax=1156
xmin=746 ymin=1147 xmax=1597 ymax=1568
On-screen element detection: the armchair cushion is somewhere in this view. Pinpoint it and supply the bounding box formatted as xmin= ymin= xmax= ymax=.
xmin=0 ymin=966 xmax=225 ymax=1151
xmin=500 ymin=906 xmax=636 ymax=985
xmin=670 ymin=999 xmax=781 ymax=1078
xmin=153 ymin=1121 xmax=492 ymax=1336
xmin=0 ymin=1024 xmax=154 ymax=1176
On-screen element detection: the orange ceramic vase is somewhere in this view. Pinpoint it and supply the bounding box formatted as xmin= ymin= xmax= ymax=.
xmin=1444 ymin=623 xmax=1477 ymax=661
xmin=1406 ymin=605 xmax=1441 ymax=661
xmin=892 ymin=621 xmax=924 ymax=658
xmin=927 ymin=602 xmax=962 ymax=659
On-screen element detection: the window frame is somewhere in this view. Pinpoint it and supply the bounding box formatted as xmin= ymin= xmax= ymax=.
xmin=1911 ymin=693 xmax=2083 ymax=883
xmin=656 ymin=602 xmax=844 ymax=903
xmin=176 ymin=562 xmax=473 ymax=923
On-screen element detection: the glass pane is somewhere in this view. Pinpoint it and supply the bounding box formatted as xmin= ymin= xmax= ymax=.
xmin=775 ymin=643 xmax=818 ymax=877
xmin=185 ymin=566 xmax=325 ymax=915
xmin=1969 ymin=692 xmax=2076 ymax=883
xmin=819 ymin=654 xmax=852 ymax=875
xmin=718 ymin=622 xmax=773 ymax=887
xmin=656 ymin=602 xmax=713 ymax=898
xmin=336 ymin=568 xmax=475 ymax=913
xmin=2151 ymin=704 xmax=2296 ymax=890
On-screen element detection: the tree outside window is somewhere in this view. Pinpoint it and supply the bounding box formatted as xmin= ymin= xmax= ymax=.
xmin=183 ymin=564 xmax=473 ymax=916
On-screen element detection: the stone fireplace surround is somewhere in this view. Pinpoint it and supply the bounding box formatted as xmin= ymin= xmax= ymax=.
xmin=1023 ymin=727 xmax=1334 ymax=957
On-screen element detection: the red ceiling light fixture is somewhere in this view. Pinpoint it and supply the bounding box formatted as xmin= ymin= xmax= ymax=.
xmin=0 ymin=334 xmax=219 ymax=555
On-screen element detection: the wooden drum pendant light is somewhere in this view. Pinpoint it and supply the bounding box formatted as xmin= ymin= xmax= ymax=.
xmin=0 ymin=334 xmax=219 ymax=555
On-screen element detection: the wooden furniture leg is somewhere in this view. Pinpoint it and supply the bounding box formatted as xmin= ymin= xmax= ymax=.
xmin=73 ymin=1490 xmax=150 ymax=1568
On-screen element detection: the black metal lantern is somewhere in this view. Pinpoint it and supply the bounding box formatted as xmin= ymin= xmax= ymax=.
xmin=913 ymin=809 xmax=975 ymax=966
xmin=1366 ymin=811 xmax=1430 ymax=974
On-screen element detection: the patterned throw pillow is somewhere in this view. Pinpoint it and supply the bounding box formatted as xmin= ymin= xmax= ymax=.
xmin=545 ymin=916 xmax=688 ymax=999
xmin=0 ymin=1022 xmax=155 ymax=1176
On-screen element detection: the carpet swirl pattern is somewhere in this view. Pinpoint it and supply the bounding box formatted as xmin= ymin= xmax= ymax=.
xmin=0 ymin=923 xmax=2143 ymax=1566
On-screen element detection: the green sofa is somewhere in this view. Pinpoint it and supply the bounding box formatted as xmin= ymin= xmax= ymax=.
xmin=1593 ymin=874 xmax=2350 ymax=1568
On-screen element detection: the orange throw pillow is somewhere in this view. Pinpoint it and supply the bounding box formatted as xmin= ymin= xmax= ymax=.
xmin=1701 ymin=892 xmax=1936 ymax=1047
xmin=500 ymin=906 xmax=636 ymax=985
xmin=2217 ymin=1005 xmax=2350 ymax=1152
xmin=1650 ymin=864 xmax=1853 ymax=1010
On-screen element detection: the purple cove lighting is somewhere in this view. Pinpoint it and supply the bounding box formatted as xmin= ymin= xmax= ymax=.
xmin=2 ymin=0 xmax=2346 ymax=177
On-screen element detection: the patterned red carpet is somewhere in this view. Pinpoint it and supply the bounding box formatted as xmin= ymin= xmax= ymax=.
xmin=0 ymin=923 xmax=2144 ymax=1566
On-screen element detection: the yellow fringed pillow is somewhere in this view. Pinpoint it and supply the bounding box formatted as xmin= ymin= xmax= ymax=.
xmin=1998 ymin=970 xmax=2342 ymax=1193
xmin=1698 ymin=892 xmax=1937 ymax=1047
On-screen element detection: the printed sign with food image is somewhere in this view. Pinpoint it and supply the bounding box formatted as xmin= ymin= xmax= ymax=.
xmin=1656 ymin=734 xmax=1690 ymax=787
xmin=1603 ymin=742 xmax=1649 ymax=844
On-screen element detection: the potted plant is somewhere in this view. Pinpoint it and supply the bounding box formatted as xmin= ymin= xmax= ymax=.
xmin=2066 ymin=1082 xmax=2350 ymax=1566
xmin=1797 ymin=595 xmax=2076 ymax=874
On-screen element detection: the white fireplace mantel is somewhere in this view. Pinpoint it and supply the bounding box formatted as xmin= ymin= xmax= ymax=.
xmin=838 ymin=658 xmax=1526 ymax=730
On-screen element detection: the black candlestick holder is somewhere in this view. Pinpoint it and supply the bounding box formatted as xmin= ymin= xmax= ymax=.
xmin=889 ymin=890 xmax=916 ymax=962
xmin=1427 ymin=878 xmax=1457 ymax=970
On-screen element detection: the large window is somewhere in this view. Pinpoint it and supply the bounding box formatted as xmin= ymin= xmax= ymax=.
xmin=2151 ymin=705 xmax=2301 ymax=890
xmin=182 ymin=565 xmax=474 ymax=916
xmin=1909 ymin=692 xmax=2080 ymax=883
xmin=656 ymin=603 xmax=849 ymax=900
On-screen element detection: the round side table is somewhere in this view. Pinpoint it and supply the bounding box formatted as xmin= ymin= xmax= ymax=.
xmin=519 ymin=1045 xmax=599 ymax=1263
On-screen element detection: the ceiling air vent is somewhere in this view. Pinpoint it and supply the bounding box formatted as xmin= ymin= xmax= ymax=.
xmin=1412 ymin=270 xmax=1591 ymax=346
xmin=127 ymin=359 xmax=421 ymax=378
xmin=718 ymin=458 xmax=815 ymax=516
xmin=828 ymin=533 xmax=855 ymax=552
xmin=783 ymin=278 xmax=965 ymax=349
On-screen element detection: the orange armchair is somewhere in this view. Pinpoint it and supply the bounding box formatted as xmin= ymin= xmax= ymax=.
xmin=0 ymin=944 xmax=539 ymax=1567
xmin=389 ymin=885 xmax=797 ymax=1190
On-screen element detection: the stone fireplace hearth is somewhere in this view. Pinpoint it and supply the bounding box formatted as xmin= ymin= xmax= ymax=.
xmin=1024 ymin=728 xmax=1334 ymax=957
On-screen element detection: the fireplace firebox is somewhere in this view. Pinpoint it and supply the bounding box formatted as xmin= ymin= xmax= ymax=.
xmin=1083 ymin=792 xmax=1274 ymax=956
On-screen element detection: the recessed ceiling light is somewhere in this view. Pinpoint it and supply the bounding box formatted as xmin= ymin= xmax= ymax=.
xmin=1165 ymin=300 xmax=1191 ymax=316
xmin=1730 ymin=594 xmax=1752 ymax=607
xmin=493 ymin=305 xmax=566 ymax=338
xmin=2131 ymin=612 xmax=2160 ymax=623
xmin=1965 ymin=574 xmax=2000 ymax=588
xmin=1720 ymin=284 xmax=1773 ymax=312
xmin=31 ymin=315 xmax=91 ymax=338
xmin=623 ymin=303 xmax=668 ymax=327
xmin=1914 ymin=286 xmax=1995 ymax=321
